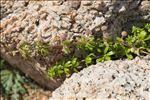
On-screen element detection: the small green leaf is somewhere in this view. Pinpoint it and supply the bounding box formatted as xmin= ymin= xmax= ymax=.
xmin=62 ymin=40 xmax=71 ymax=45
xmin=126 ymin=54 xmax=133 ymax=59
xmin=96 ymin=58 xmax=103 ymax=63
xmin=85 ymin=43 xmax=93 ymax=51
xmin=107 ymin=51 xmax=115 ymax=56
xmin=97 ymin=48 xmax=102 ymax=53
xmin=105 ymin=56 xmax=111 ymax=61
xmin=57 ymin=70 xmax=64 ymax=77
xmin=64 ymin=61 xmax=72 ymax=68
xmin=62 ymin=47 xmax=71 ymax=54
xmin=104 ymin=46 xmax=109 ymax=54
xmin=64 ymin=68 xmax=70 ymax=74
xmin=73 ymin=68 xmax=78 ymax=72
xmin=85 ymin=56 xmax=92 ymax=65
xmin=145 ymin=23 xmax=150 ymax=32
xmin=138 ymin=30 xmax=147 ymax=39
xmin=71 ymin=58 xmax=77 ymax=66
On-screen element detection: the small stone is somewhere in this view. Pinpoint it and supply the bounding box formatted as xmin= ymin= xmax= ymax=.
xmin=33 ymin=4 xmax=42 ymax=11
xmin=70 ymin=1 xmax=81 ymax=10
xmin=101 ymin=25 xmax=108 ymax=31
xmin=121 ymin=31 xmax=128 ymax=37
xmin=84 ymin=29 xmax=93 ymax=36
xmin=141 ymin=1 xmax=150 ymax=6
xmin=82 ymin=1 xmax=92 ymax=6
xmin=40 ymin=13 xmax=47 ymax=20
xmin=90 ymin=10 xmax=98 ymax=15
xmin=119 ymin=6 xmax=126 ymax=12
xmin=94 ymin=2 xmax=106 ymax=12
xmin=90 ymin=17 xmax=106 ymax=30
xmin=94 ymin=27 xmax=101 ymax=33
xmin=94 ymin=17 xmax=106 ymax=26
xmin=61 ymin=20 xmax=72 ymax=29
xmin=140 ymin=4 xmax=150 ymax=11
xmin=52 ymin=1 xmax=63 ymax=6
xmin=104 ymin=11 xmax=112 ymax=18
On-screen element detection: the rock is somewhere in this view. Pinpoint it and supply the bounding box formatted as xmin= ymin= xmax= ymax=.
xmin=1 ymin=0 xmax=149 ymax=90
xmin=119 ymin=6 xmax=126 ymax=12
xmin=69 ymin=1 xmax=81 ymax=10
xmin=101 ymin=25 xmax=108 ymax=31
xmin=141 ymin=1 xmax=150 ymax=6
xmin=140 ymin=1 xmax=150 ymax=11
xmin=81 ymin=1 xmax=92 ymax=6
xmin=33 ymin=4 xmax=42 ymax=11
xmin=52 ymin=1 xmax=63 ymax=6
xmin=93 ymin=1 xmax=107 ymax=12
xmin=50 ymin=56 xmax=150 ymax=100
xmin=89 ymin=9 xmax=98 ymax=15
xmin=89 ymin=17 xmax=106 ymax=31
xmin=61 ymin=20 xmax=72 ymax=29
xmin=94 ymin=17 xmax=106 ymax=25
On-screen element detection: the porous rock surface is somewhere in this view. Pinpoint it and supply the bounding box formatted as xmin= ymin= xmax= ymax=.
xmin=1 ymin=0 xmax=150 ymax=54
xmin=1 ymin=0 xmax=150 ymax=65
xmin=50 ymin=56 xmax=150 ymax=100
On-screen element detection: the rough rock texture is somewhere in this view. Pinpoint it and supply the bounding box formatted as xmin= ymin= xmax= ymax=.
xmin=1 ymin=0 xmax=149 ymax=49
xmin=0 ymin=0 xmax=150 ymax=89
xmin=50 ymin=56 xmax=150 ymax=100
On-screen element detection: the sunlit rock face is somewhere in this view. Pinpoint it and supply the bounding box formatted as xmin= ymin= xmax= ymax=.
xmin=1 ymin=0 xmax=149 ymax=48
xmin=50 ymin=56 xmax=150 ymax=100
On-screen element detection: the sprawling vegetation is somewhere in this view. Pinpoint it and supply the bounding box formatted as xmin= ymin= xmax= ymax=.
xmin=0 ymin=58 xmax=36 ymax=100
xmin=16 ymin=23 xmax=150 ymax=78
xmin=1 ymin=23 xmax=150 ymax=99
xmin=48 ymin=23 xmax=150 ymax=78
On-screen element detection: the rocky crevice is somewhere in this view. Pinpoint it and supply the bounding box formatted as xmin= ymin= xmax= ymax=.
xmin=0 ymin=0 xmax=150 ymax=90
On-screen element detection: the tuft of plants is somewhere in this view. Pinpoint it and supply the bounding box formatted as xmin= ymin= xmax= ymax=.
xmin=48 ymin=23 xmax=150 ymax=78
xmin=34 ymin=41 xmax=49 ymax=57
xmin=0 ymin=58 xmax=29 ymax=100
xmin=18 ymin=42 xmax=30 ymax=59
xmin=18 ymin=40 xmax=50 ymax=58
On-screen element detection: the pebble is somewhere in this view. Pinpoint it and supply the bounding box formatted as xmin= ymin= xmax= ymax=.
xmin=89 ymin=17 xmax=106 ymax=31
xmin=119 ymin=6 xmax=126 ymax=12
xmin=101 ymin=25 xmax=108 ymax=31
xmin=81 ymin=1 xmax=92 ymax=6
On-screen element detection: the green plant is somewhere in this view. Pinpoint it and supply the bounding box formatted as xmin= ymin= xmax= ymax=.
xmin=48 ymin=57 xmax=79 ymax=78
xmin=48 ymin=23 xmax=150 ymax=78
xmin=61 ymin=40 xmax=72 ymax=54
xmin=126 ymin=24 xmax=150 ymax=55
xmin=0 ymin=58 xmax=27 ymax=100
xmin=34 ymin=41 xmax=49 ymax=56
xmin=18 ymin=42 xmax=30 ymax=59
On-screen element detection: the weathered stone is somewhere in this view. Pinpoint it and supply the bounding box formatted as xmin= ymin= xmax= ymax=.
xmin=0 ymin=0 xmax=149 ymax=91
xmin=89 ymin=17 xmax=106 ymax=31
xmin=101 ymin=25 xmax=108 ymax=31
xmin=81 ymin=1 xmax=92 ymax=6
xmin=140 ymin=1 xmax=150 ymax=11
xmin=50 ymin=56 xmax=150 ymax=100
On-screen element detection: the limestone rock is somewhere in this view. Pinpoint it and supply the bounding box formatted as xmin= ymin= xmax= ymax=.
xmin=0 ymin=0 xmax=149 ymax=90
xmin=50 ymin=56 xmax=150 ymax=100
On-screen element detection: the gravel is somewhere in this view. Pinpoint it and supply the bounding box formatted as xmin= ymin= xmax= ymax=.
xmin=50 ymin=56 xmax=150 ymax=100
